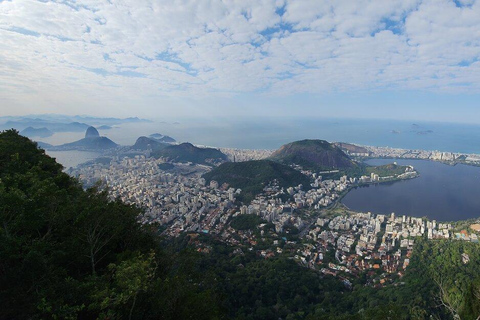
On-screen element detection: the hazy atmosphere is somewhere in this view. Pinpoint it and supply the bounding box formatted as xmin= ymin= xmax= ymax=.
xmin=2 ymin=0 xmax=480 ymax=122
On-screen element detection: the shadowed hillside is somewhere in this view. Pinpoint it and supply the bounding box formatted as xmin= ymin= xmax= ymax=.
xmin=269 ymin=139 xmax=356 ymax=170
xmin=203 ymin=159 xmax=311 ymax=203
xmin=152 ymin=142 xmax=227 ymax=165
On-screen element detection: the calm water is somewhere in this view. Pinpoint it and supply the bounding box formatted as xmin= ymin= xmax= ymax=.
xmin=119 ymin=118 xmax=480 ymax=153
xmin=342 ymin=159 xmax=480 ymax=221
xmin=46 ymin=150 xmax=101 ymax=169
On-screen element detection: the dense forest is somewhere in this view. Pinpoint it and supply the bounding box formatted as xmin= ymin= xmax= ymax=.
xmin=152 ymin=142 xmax=228 ymax=165
xmin=0 ymin=130 xmax=219 ymax=319
xmin=1 ymin=130 xmax=479 ymax=319
xmin=203 ymin=160 xmax=311 ymax=203
xmin=269 ymin=139 xmax=356 ymax=170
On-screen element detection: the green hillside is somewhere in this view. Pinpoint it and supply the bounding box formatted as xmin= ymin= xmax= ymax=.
xmin=0 ymin=130 xmax=218 ymax=319
xmin=132 ymin=136 xmax=168 ymax=151
xmin=152 ymin=142 xmax=227 ymax=165
xmin=365 ymin=163 xmax=409 ymax=176
xmin=269 ymin=139 xmax=356 ymax=170
xmin=203 ymin=159 xmax=311 ymax=203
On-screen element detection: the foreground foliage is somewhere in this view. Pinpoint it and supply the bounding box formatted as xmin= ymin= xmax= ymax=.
xmin=0 ymin=130 xmax=219 ymax=319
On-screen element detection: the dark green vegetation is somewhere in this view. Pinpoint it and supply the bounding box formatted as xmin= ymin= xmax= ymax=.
xmin=1 ymin=130 xmax=479 ymax=320
xmin=157 ymin=162 xmax=175 ymax=170
xmin=132 ymin=136 xmax=168 ymax=151
xmin=0 ymin=130 xmax=219 ymax=320
xmin=202 ymin=140 xmax=411 ymax=204
xmin=169 ymin=234 xmax=350 ymax=320
xmin=334 ymin=142 xmax=371 ymax=156
xmin=328 ymin=162 xmax=412 ymax=180
xmin=365 ymin=163 xmax=409 ymax=176
xmin=269 ymin=139 xmax=356 ymax=170
xmin=203 ymin=160 xmax=311 ymax=203
xmin=400 ymin=239 xmax=480 ymax=319
xmin=167 ymin=235 xmax=480 ymax=320
xmin=320 ymin=238 xmax=480 ymax=320
xmin=152 ymin=142 xmax=227 ymax=165
xmin=230 ymin=214 xmax=265 ymax=230
xmin=321 ymin=162 xmax=413 ymax=181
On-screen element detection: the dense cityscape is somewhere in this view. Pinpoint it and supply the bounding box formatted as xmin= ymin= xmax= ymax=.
xmin=69 ymin=145 xmax=479 ymax=289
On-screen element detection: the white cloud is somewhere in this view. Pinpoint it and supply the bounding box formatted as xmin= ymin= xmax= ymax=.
xmin=1 ymin=0 xmax=480 ymax=116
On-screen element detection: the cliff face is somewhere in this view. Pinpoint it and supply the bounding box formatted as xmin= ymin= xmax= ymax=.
xmin=60 ymin=136 xmax=117 ymax=150
xmin=52 ymin=127 xmax=117 ymax=150
xmin=269 ymin=139 xmax=355 ymax=170
xmin=85 ymin=126 xmax=100 ymax=138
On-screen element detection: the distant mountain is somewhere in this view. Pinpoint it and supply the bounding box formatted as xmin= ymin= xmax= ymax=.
xmin=334 ymin=142 xmax=371 ymax=157
xmin=269 ymin=139 xmax=355 ymax=170
xmin=85 ymin=126 xmax=100 ymax=138
xmin=36 ymin=141 xmax=53 ymax=150
xmin=51 ymin=127 xmax=118 ymax=151
xmin=203 ymin=160 xmax=311 ymax=203
xmin=58 ymin=122 xmax=91 ymax=132
xmin=3 ymin=120 xmax=90 ymax=133
xmin=152 ymin=143 xmax=227 ymax=165
xmin=149 ymin=133 xmax=176 ymax=143
xmin=57 ymin=137 xmax=118 ymax=150
xmin=97 ymin=125 xmax=112 ymax=130
xmin=132 ymin=136 xmax=168 ymax=151
xmin=158 ymin=135 xmax=176 ymax=143
xmin=0 ymin=115 xmax=151 ymax=132
xmin=0 ymin=114 xmax=150 ymax=124
xmin=20 ymin=127 xmax=53 ymax=138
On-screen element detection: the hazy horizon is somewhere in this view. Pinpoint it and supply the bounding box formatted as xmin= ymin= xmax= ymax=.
xmin=2 ymin=1 xmax=480 ymax=123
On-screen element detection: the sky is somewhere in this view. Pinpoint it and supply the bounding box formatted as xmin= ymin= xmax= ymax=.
xmin=1 ymin=0 xmax=480 ymax=122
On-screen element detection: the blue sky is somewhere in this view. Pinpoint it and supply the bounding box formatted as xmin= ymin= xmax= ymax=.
xmin=1 ymin=0 xmax=480 ymax=123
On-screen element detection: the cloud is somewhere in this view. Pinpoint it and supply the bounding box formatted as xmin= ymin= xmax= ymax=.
xmin=1 ymin=0 xmax=480 ymax=116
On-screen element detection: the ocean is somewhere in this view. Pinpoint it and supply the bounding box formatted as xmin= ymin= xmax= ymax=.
xmin=40 ymin=117 xmax=480 ymax=168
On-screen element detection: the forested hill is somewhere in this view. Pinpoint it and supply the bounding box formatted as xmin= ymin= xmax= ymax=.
xmin=0 ymin=130 xmax=218 ymax=319
xmin=152 ymin=142 xmax=228 ymax=165
xmin=269 ymin=139 xmax=356 ymax=170
xmin=132 ymin=136 xmax=168 ymax=151
xmin=203 ymin=160 xmax=311 ymax=203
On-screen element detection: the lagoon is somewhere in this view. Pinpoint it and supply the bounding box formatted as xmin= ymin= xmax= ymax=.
xmin=341 ymin=159 xmax=480 ymax=221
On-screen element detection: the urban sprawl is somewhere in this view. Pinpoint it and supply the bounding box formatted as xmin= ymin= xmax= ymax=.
xmin=69 ymin=145 xmax=480 ymax=287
